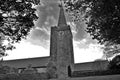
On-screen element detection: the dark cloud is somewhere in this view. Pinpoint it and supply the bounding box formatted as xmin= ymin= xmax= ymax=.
xmin=27 ymin=29 xmax=50 ymax=48
xmin=30 ymin=29 xmax=49 ymax=40
xmin=75 ymin=36 xmax=98 ymax=49
xmin=36 ymin=0 xmax=59 ymax=28
xmin=71 ymin=22 xmax=98 ymax=49
xmin=27 ymin=0 xmax=98 ymax=49
xmin=73 ymin=22 xmax=87 ymax=41
xmin=28 ymin=0 xmax=60 ymax=47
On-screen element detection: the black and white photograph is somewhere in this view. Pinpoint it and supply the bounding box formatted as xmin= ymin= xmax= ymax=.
xmin=0 ymin=0 xmax=120 ymax=80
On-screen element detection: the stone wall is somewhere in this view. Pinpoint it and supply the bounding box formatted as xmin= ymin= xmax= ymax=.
xmin=48 ymin=25 xmax=74 ymax=79
xmin=49 ymin=75 xmax=120 ymax=80
xmin=70 ymin=75 xmax=120 ymax=80
xmin=0 ymin=73 xmax=49 ymax=80
xmin=1 ymin=74 xmax=120 ymax=80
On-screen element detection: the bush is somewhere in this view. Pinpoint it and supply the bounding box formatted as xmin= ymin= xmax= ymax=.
xmin=108 ymin=55 xmax=120 ymax=70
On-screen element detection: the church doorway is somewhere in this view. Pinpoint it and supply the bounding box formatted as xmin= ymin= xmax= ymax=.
xmin=68 ymin=65 xmax=71 ymax=77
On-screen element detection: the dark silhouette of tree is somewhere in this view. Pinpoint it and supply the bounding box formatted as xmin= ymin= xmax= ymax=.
xmin=102 ymin=43 xmax=120 ymax=59
xmin=0 ymin=0 xmax=40 ymax=57
xmin=64 ymin=0 xmax=120 ymax=45
xmin=108 ymin=55 xmax=120 ymax=70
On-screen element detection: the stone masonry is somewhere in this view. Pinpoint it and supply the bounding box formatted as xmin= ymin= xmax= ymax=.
xmin=47 ymin=3 xmax=74 ymax=80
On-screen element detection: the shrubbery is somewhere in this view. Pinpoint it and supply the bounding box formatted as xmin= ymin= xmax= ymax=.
xmin=108 ymin=55 xmax=120 ymax=70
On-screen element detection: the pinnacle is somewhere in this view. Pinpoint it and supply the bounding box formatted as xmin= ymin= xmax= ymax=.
xmin=58 ymin=1 xmax=67 ymax=27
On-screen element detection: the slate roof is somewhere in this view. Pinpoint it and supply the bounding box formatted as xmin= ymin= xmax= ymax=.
xmin=2 ymin=56 xmax=50 ymax=68
xmin=74 ymin=60 xmax=109 ymax=71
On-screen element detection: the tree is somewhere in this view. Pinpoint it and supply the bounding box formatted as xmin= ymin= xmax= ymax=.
xmin=64 ymin=0 xmax=120 ymax=45
xmin=108 ymin=55 xmax=120 ymax=70
xmin=0 ymin=0 xmax=40 ymax=57
xmin=102 ymin=43 xmax=120 ymax=59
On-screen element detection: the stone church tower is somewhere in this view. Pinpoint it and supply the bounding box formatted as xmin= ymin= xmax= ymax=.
xmin=47 ymin=2 xmax=74 ymax=79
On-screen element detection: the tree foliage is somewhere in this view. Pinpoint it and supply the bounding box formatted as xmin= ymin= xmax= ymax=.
xmin=0 ymin=0 xmax=40 ymax=56
xmin=108 ymin=55 xmax=120 ymax=70
xmin=64 ymin=0 xmax=120 ymax=45
xmin=103 ymin=43 xmax=120 ymax=59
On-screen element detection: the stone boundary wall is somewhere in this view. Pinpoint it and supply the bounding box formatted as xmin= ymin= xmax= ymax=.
xmin=0 ymin=74 xmax=120 ymax=80
xmin=49 ymin=75 xmax=120 ymax=80
xmin=0 ymin=73 xmax=49 ymax=80
xmin=70 ymin=74 xmax=120 ymax=80
xmin=71 ymin=69 xmax=120 ymax=77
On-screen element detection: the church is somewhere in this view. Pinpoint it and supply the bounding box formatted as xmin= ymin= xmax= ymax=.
xmin=1 ymin=1 xmax=109 ymax=79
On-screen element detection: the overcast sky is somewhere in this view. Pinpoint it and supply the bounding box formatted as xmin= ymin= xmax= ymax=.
xmin=4 ymin=0 xmax=104 ymax=63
